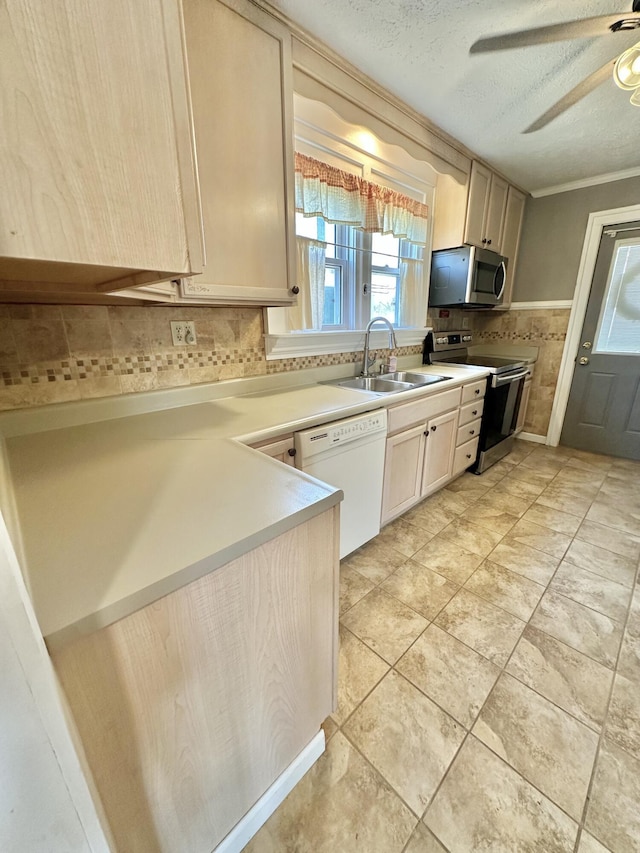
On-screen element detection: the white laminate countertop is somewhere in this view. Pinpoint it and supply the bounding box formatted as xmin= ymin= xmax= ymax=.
xmin=3 ymin=362 xmax=489 ymax=647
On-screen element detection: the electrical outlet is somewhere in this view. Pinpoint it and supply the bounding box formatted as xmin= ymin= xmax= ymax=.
xmin=170 ymin=321 xmax=197 ymax=346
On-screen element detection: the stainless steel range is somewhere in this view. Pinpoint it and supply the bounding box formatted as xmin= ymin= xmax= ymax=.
xmin=424 ymin=331 xmax=529 ymax=474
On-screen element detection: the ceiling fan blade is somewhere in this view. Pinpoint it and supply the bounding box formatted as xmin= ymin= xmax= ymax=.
xmin=470 ymin=14 xmax=640 ymax=53
xmin=523 ymin=58 xmax=617 ymax=133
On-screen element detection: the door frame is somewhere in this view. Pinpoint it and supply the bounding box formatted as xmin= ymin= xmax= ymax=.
xmin=548 ymin=203 xmax=640 ymax=446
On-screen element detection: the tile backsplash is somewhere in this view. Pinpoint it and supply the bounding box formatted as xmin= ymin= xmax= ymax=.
xmin=1 ymin=303 xmax=568 ymax=439
xmin=427 ymin=306 xmax=571 ymax=437
xmin=0 ymin=305 xmax=419 ymax=413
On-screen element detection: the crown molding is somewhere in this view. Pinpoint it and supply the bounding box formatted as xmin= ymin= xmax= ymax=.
xmin=531 ymin=166 xmax=640 ymax=198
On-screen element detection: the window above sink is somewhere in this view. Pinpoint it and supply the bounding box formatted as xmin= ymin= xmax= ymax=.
xmin=265 ymin=95 xmax=438 ymax=360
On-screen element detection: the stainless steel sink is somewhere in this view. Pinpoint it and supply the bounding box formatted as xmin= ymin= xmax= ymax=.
xmin=332 ymin=376 xmax=416 ymax=394
xmin=379 ymin=371 xmax=450 ymax=386
xmin=323 ymin=371 xmax=452 ymax=395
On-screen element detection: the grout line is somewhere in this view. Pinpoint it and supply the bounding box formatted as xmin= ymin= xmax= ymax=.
xmin=334 ymin=446 xmax=636 ymax=852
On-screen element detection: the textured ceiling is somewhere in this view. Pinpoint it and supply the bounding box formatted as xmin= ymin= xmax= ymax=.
xmin=269 ymin=0 xmax=640 ymax=192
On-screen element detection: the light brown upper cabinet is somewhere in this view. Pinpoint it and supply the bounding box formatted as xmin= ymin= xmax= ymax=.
xmin=179 ymin=0 xmax=296 ymax=306
xmin=0 ymin=0 xmax=204 ymax=302
xmin=464 ymin=162 xmax=508 ymax=253
xmin=498 ymin=185 xmax=527 ymax=308
xmin=432 ymin=162 xmax=527 ymax=309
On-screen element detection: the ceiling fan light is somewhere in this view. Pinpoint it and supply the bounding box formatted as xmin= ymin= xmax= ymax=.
xmin=613 ymin=42 xmax=640 ymax=89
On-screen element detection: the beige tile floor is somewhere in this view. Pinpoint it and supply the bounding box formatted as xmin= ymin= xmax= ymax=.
xmin=246 ymin=441 xmax=640 ymax=853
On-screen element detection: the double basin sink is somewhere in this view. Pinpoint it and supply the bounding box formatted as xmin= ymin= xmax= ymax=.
xmin=325 ymin=371 xmax=451 ymax=395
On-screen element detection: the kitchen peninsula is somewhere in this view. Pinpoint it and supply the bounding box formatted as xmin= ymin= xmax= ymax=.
xmin=2 ymin=360 xmax=488 ymax=852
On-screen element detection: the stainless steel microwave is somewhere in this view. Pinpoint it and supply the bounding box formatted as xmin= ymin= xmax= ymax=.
xmin=429 ymin=245 xmax=507 ymax=308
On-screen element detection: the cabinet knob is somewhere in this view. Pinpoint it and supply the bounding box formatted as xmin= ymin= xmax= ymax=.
xmin=475 ymin=389 xmax=480 ymax=395
xmin=470 ymin=429 xmax=475 ymax=435
xmin=466 ymin=453 xmax=472 ymax=459
xmin=291 ymin=285 xmax=300 ymax=295
xmin=424 ymin=430 xmax=429 ymax=437
xmin=487 ymin=239 xmax=492 ymax=245
xmin=431 ymin=425 xmax=437 ymax=432
xmin=287 ymin=447 xmax=296 ymax=457
xmin=481 ymin=238 xmax=487 ymax=244
xmin=472 ymin=409 xmax=478 ymax=416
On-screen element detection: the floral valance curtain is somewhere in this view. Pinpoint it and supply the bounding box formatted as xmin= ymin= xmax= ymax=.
xmin=294 ymin=152 xmax=429 ymax=246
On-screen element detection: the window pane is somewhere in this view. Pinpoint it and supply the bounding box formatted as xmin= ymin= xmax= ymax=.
xmin=371 ymin=232 xmax=399 ymax=267
xmin=370 ymin=272 xmax=398 ymax=323
xmin=594 ymin=238 xmax=640 ymax=354
xmin=323 ymin=265 xmax=343 ymax=326
xmin=323 ymin=222 xmax=336 ymax=259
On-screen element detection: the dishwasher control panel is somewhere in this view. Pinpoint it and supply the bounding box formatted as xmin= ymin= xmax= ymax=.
xmin=296 ymin=410 xmax=387 ymax=460
xmin=327 ymin=411 xmax=386 ymax=444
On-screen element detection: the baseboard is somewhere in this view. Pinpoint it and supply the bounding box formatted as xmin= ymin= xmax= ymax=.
xmin=214 ymin=730 xmax=325 ymax=853
xmin=517 ymin=432 xmax=547 ymax=444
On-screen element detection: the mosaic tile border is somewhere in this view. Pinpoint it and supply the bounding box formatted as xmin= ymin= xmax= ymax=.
xmin=0 ymin=344 xmax=424 ymax=388
xmin=265 ymin=345 xmax=423 ymax=374
xmin=1 ymin=348 xmax=265 ymax=387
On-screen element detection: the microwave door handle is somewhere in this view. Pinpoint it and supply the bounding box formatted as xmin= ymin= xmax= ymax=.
xmin=494 ymin=262 xmax=506 ymax=300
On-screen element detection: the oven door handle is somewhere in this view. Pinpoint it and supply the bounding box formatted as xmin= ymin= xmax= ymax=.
xmin=491 ymin=368 xmax=529 ymax=388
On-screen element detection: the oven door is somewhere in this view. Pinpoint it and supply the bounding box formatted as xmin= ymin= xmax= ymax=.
xmin=473 ymin=368 xmax=528 ymax=472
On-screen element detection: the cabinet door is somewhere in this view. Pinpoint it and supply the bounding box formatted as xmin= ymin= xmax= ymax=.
xmin=252 ymin=436 xmax=296 ymax=466
xmin=421 ymin=409 xmax=458 ymax=497
xmin=515 ymin=379 xmax=531 ymax=434
xmin=181 ymin=0 xmax=295 ymax=306
xmin=484 ymin=174 xmax=508 ymax=251
xmin=0 ymin=0 xmax=203 ymax=296
xmin=381 ymin=425 xmax=425 ymax=525
xmin=464 ymin=162 xmax=492 ymax=248
xmin=499 ymin=186 xmax=527 ymax=308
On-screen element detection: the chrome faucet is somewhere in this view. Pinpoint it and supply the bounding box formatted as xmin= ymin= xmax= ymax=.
xmin=361 ymin=316 xmax=397 ymax=377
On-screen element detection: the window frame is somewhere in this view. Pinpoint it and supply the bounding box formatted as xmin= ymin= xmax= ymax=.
xmin=264 ymin=95 xmax=438 ymax=360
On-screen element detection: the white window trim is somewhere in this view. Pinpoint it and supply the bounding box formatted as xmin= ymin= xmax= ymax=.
xmin=265 ymin=95 xmax=438 ymax=358
xmin=264 ymin=326 xmax=430 ymax=360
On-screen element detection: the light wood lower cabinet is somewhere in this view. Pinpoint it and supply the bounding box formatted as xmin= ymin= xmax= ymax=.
xmin=422 ymin=409 xmax=458 ymax=497
xmin=251 ymin=434 xmax=296 ymax=466
xmin=381 ymin=381 xmax=491 ymax=525
xmin=381 ymin=390 xmax=461 ymax=525
xmin=51 ymin=508 xmax=339 ymax=853
xmin=381 ymin=424 xmax=426 ymax=522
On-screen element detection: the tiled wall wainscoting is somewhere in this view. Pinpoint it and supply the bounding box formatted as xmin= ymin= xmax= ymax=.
xmin=0 ymin=304 xmax=420 ymax=412
xmin=427 ymin=307 xmax=571 ymax=438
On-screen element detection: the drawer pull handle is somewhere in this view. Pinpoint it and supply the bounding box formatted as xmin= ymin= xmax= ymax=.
xmin=470 ymin=429 xmax=475 ymax=435
xmin=466 ymin=453 xmax=472 ymax=459
xmin=472 ymin=409 xmax=478 ymax=415
xmin=475 ymin=389 xmax=480 ymax=395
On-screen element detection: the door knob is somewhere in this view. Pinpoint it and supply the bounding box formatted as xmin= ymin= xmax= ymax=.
xmin=579 ymin=356 xmax=590 ymax=365
xmin=582 ymin=341 xmax=592 ymax=349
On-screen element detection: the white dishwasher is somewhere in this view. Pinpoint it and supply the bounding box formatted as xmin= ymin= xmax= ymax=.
xmin=295 ymin=409 xmax=388 ymax=559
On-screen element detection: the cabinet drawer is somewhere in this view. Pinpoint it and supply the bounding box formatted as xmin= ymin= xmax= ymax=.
xmin=456 ymin=418 xmax=482 ymax=447
xmin=459 ymin=399 xmax=484 ymax=426
xmin=453 ymin=438 xmax=479 ymax=475
xmin=387 ymin=387 xmax=461 ymax=435
xmin=461 ymin=380 xmax=486 ymax=404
